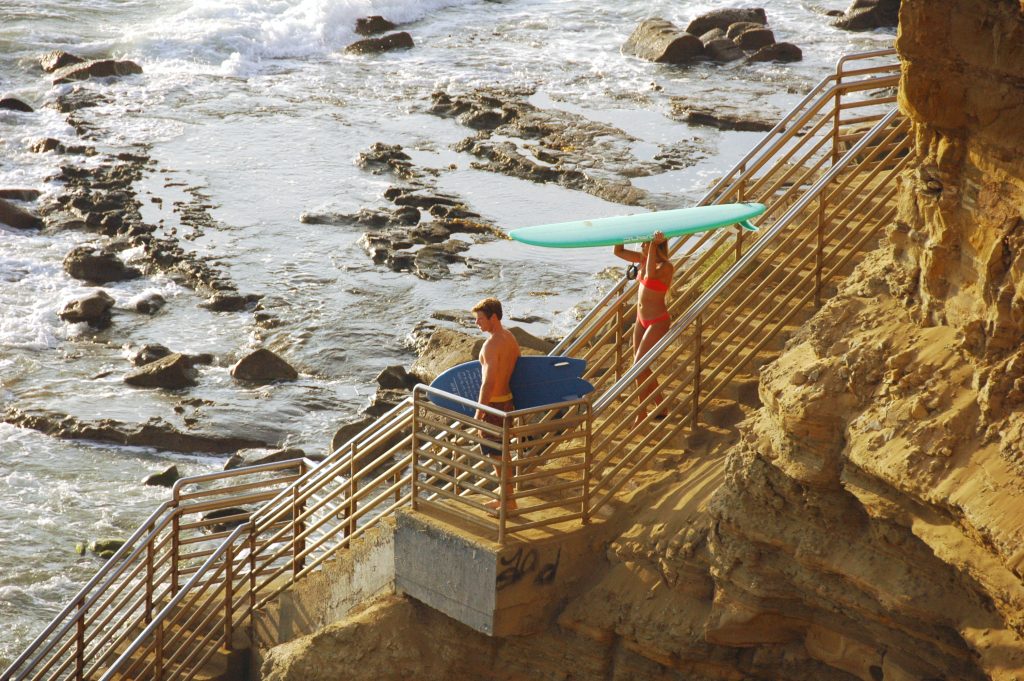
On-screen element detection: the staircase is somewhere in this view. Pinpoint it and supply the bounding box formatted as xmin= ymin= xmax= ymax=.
xmin=1 ymin=48 xmax=909 ymax=681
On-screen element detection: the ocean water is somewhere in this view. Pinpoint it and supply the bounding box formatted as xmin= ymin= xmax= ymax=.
xmin=0 ymin=0 xmax=894 ymax=665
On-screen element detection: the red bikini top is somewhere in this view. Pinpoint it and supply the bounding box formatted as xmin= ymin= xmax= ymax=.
xmin=637 ymin=275 xmax=669 ymax=292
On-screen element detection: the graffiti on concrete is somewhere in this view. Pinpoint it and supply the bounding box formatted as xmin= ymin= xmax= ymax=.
xmin=496 ymin=546 xmax=561 ymax=590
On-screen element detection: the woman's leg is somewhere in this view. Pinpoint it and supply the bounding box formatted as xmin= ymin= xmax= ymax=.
xmin=633 ymin=318 xmax=670 ymax=424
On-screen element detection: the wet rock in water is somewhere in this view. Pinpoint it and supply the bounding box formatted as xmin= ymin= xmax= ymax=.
xmin=30 ymin=138 xmax=63 ymax=153
xmin=51 ymin=58 xmax=143 ymax=84
xmin=130 ymin=291 xmax=166 ymax=314
xmin=356 ymin=142 xmax=414 ymax=177
xmin=698 ymin=28 xmax=727 ymax=44
xmin=361 ymin=388 xmax=411 ymax=417
xmin=704 ymin=37 xmax=745 ymax=62
xmin=685 ymin=8 xmax=768 ymax=36
xmin=0 ymin=188 xmax=42 ymax=202
xmin=59 ymin=290 xmax=115 ymax=328
xmin=223 ymin=447 xmax=307 ymax=471
xmin=199 ymin=292 xmax=260 ymax=312
xmin=0 ymin=97 xmax=33 ymax=112
xmin=621 ymin=18 xmax=703 ymax=64
xmin=733 ymin=26 xmax=776 ymax=50
xmin=329 ymin=416 xmax=405 ymax=466
xmin=231 ymin=348 xmax=298 ymax=383
xmin=355 ymin=15 xmax=397 ymax=36
xmin=509 ymin=326 xmax=557 ymax=354
xmin=142 ymin=464 xmax=180 ymax=488
xmin=63 ymin=245 xmax=141 ymax=283
xmin=345 ymin=32 xmax=414 ymax=55
xmin=832 ymin=0 xmax=900 ymax=30
xmin=201 ymin=507 xmax=251 ymax=533
xmin=132 ymin=343 xmax=172 ymax=366
xmin=376 ymin=365 xmax=421 ymax=391
xmin=413 ymin=240 xmax=470 ymax=280
xmin=672 ymin=102 xmax=776 ymax=132
xmin=53 ymin=86 xmax=110 ymax=114
xmin=40 ymin=50 xmax=85 ymax=72
xmin=410 ymin=327 xmax=483 ymax=383
xmin=87 ymin=537 xmax=127 ymax=559
xmin=0 ymin=197 xmax=43 ymax=230
xmin=746 ymin=42 xmax=803 ymax=63
xmin=124 ymin=353 xmax=199 ymax=389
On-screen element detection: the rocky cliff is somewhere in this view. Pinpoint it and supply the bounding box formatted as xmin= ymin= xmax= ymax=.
xmin=261 ymin=3 xmax=1024 ymax=680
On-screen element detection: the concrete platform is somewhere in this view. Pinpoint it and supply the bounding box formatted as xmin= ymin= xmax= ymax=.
xmin=394 ymin=500 xmax=608 ymax=637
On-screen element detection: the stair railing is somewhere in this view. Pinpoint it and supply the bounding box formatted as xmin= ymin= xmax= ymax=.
xmin=6 ymin=47 xmax=908 ymax=681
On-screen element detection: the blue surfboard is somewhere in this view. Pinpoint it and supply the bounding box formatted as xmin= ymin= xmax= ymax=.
xmin=427 ymin=355 xmax=594 ymax=417
xmin=508 ymin=202 xmax=764 ymax=248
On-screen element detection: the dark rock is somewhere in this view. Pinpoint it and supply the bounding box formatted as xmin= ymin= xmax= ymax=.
xmin=345 ymin=31 xmax=414 ymax=55
xmin=725 ymin=21 xmax=766 ymax=40
xmin=392 ymin=205 xmax=420 ymax=225
xmin=0 ymin=97 xmax=33 ymax=113
xmin=355 ymin=16 xmax=397 ymax=36
xmin=30 ymin=138 xmax=63 ymax=153
xmin=59 ymin=290 xmax=115 ymax=328
xmin=89 ymin=537 xmax=126 ymax=559
xmin=746 ymin=42 xmax=803 ymax=63
xmin=376 ymin=364 xmax=420 ymax=390
xmin=4 ymin=408 xmax=273 ymax=454
xmin=621 ymin=18 xmax=703 ymax=64
xmin=187 ymin=353 xmax=215 ymax=366
xmin=509 ymin=326 xmax=556 ymax=354
xmin=131 ymin=291 xmax=166 ymax=314
xmin=734 ymin=27 xmax=775 ymax=50
xmin=40 ymin=50 xmax=85 ymax=72
xmin=63 ymin=245 xmax=141 ymax=283
xmin=230 ymin=348 xmax=298 ymax=383
xmin=356 ymin=143 xmax=413 ymax=177
xmin=698 ymin=28 xmax=727 ymax=44
xmin=0 ymin=189 xmax=42 ymax=201
xmin=199 ymin=293 xmax=260 ymax=312
xmin=132 ymin=344 xmax=172 ymax=366
xmin=361 ymin=388 xmax=410 ymax=417
xmin=223 ymin=447 xmax=307 ymax=471
xmin=0 ymin=197 xmax=43 ymax=230
xmin=201 ymin=507 xmax=250 ymax=533
xmin=686 ymin=8 xmax=768 ymax=36
xmin=413 ymin=240 xmax=470 ymax=280
xmin=124 ymin=353 xmax=199 ymax=389
xmin=51 ymin=59 xmax=143 ymax=84
xmin=833 ymin=0 xmax=900 ymax=30
xmin=142 ymin=464 xmax=180 ymax=488
xmin=330 ymin=416 xmax=405 ymax=466
xmin=53 ymin=87 xmax=109 ymax=113
xmin=704 ymin=37 xmax=745 ymax=62
xmin=459 ymin=109 xmax=505 ymax=130
xmin=676 ymin=105 xmax=776 ymax=132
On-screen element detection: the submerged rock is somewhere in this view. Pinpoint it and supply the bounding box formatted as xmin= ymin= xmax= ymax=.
xmin=622 ymin=18 xmax=703 ymax=64
xmin=746 ymin=42 xmax=803 ymax=63
xmin=231 ymin=348 xmax=299 ymax=383
xmin=51 ymin=58 xmax=143 ymax=84
xmin=355 ymin=16 xmax=397 ymax=36
xmin=124 ymin=353 xmax=199 ymax=389
xmin=40 ymin=50 xmax=85 ymax=73
xmin=59 ymin=290 xmax=115 ymax=328
xmin=63 ymin=245 xmax=141 ymax=283
xmin=345 ymin=32 xmax=414 ymax=55
xmin=130 ymin=291 xmax=166 ymax=314
xmin=0 ymin=197 xmax=43 ymax=230
xmin=142 ymin=464 xmax=180 ymax=488
xmin=0 ymin=97 xmax=33 ymax=113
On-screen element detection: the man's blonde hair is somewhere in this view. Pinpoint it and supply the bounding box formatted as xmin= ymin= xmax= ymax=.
xmin=472 ymin=297 xmax=503 ymax=320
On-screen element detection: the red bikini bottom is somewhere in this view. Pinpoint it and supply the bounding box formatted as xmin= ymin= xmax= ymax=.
xmin=637 ymin=311 xmax=670 ymax=329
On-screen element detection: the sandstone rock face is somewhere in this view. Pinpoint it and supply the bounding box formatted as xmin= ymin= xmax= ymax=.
xmin=621 ymin=18 xmax=703 ymax=64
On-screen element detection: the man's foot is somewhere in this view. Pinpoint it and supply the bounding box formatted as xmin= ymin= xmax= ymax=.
xmin=485 ymin=498 xmax=518 ymax=512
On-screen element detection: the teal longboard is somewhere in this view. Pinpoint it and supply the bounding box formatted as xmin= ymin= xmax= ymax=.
xmin=508 ymin=202 xmax=765 ymax=248
xmin=428 ymin=355 xmax=594 ymax=417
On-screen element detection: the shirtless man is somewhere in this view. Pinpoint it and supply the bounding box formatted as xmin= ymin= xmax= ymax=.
xmin=472 ymin=297 xmax=521 ymax=511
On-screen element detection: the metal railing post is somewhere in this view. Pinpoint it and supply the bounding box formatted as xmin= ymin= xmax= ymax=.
xmin=291 ymin=487 xmax=304 ymax=577
xmin=74 ymin=599 xmax=85 ymax=681
xmin=347 ymin=443 xmax=356 ymax=538
xmin=614 ymin=303 xmax=624 ymax=381
xmin=224 ymin=541 xmax=234 ymax=650
xmin=154 ymin=617 xmax=164 ymax=681
xmin=816 ymin=194 xmax=825 ymax=307
xmin=582 ymin=403 xmax=593 ymax=525
xmin=692 ymin=314 xmax=703 ymax=432
xmin=145 ymin=524 xmax=154 ymax=623
xmin=171 ymin=514 xmax=180 ymax=595
xmin=411 ymin=396 xmax=420 ymax=512
xmin=498 ymin=415 xmax=510 ymax=544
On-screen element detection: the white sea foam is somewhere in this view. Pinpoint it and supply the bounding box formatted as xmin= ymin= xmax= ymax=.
xmin=125 ymin=0 xmax=479 ymax=76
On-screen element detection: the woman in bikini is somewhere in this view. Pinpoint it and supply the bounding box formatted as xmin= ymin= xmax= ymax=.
xmin=613 ymin=230 xmax=674 ymax=424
